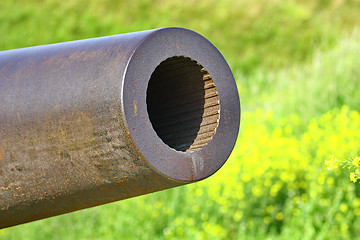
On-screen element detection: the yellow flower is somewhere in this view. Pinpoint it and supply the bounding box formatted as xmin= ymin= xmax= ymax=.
xmin=340 ymin=203 xmax=348 ymax=213
xmin=350 ymin=172 xmax=357 ymax=183
xmin=275 ymin=212 xmax=284 ymax=221
xmin=353 ymin=156 xmax=360 ymax=167
xmin=325 ymin=155 xmax=338 ymax=170
xmin=263 ymin=216 xmax=271 ymax=224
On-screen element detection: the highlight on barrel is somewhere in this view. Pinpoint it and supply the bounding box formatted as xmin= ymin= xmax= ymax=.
xmin=0 ymin=27 xmax=240 ymax=228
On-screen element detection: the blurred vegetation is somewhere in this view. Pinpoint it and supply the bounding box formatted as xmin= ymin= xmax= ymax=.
xmin=1 ymin=0 xmax=360 ymax=75
xmin=1 ymin=0 xmax=360 ymax=239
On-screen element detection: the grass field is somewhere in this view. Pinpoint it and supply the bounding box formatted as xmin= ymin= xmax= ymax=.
xmin=1 ymin=0 xmax=360 ymax=239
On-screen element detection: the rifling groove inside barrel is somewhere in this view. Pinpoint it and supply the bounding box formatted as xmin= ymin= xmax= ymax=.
xmin=146 ymin=56 xmax=220 ymax=152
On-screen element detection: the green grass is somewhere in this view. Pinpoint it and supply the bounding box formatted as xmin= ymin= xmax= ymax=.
xmin=1 ymin=0 xmax=360 ymax=239
xmin=240 ymin=29 xmax=360 ymax=122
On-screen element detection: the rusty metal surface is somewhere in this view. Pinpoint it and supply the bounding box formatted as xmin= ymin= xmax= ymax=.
xmin=0 ymin=27 xmax=240 ymax=228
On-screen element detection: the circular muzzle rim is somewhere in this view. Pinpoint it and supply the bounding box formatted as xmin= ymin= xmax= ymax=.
xmin=122 ymin=27 xmax=240 ymax=182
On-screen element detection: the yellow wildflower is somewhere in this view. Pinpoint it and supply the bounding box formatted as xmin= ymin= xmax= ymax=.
xmin=340 ymin=203 xmax=348 ymax=213
xmin=353 ymin=156 xmax=360 ymax=167
xmin=263 ymin=216 xmax=271 ymax=224
xmin=325 ymin=155 xmax=338 ymax=170
xmin=350 ymin=172 xmax=357 ymax=183
xmin=275 ymin=212 xmax=284 ymax=221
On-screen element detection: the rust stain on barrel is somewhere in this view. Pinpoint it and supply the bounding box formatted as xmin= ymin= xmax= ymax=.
xmin=0 ymin=141 xmax=4 ymax=162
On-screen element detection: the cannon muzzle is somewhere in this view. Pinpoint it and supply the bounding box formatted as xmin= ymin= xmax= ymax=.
xmin=0 ymin=27 xmax=240 ymax=228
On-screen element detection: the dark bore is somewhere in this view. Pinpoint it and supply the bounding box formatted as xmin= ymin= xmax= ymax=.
xmin=146 ymin=56 xmax=220 ymax=152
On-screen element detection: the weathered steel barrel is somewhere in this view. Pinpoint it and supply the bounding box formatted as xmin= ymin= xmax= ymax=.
xmin=0 ymin=27 xmax=240 ymax=228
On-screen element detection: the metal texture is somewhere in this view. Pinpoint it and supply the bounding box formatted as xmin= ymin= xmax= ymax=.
xmin=0 ymin=27 xmax=240 ymax=228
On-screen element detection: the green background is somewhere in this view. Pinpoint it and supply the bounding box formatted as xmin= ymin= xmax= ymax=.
xmin=1 ymin=0 xmax=360 ymax=239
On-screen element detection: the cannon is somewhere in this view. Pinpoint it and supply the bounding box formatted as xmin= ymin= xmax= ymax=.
xmin=0 ymin=27 xmax=240 ymax=228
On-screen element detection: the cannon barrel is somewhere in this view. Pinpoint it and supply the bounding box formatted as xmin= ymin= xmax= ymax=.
xmin=0 ymin=27 xmax=240 ymax=228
